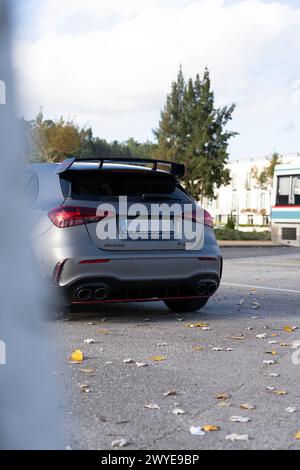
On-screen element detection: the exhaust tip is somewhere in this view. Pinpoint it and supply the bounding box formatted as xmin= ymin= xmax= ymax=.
xmin=76 ymin=288 xmax=93 ymax=302
xmin=94 ymin=287 xmax=108 ymax=301
xmin=197 ymin=282 xmax=208 ymax=296
xmin=207 ymin=282 xmax=217 ymax=296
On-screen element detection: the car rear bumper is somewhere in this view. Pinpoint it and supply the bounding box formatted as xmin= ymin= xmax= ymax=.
xmin=52 ymin=255 xmax=223 ymax=304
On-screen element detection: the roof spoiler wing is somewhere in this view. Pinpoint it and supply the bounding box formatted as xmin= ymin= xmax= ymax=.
xmin=56 ymin=157 xmax=185 ymax=179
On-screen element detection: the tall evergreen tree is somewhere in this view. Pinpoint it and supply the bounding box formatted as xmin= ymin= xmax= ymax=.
xmin=155 ymin=67 xmax=237 ymax=201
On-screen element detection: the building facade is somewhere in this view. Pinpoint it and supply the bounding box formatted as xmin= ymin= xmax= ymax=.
xmin=203 ymin=153 xmax=300 ymax=232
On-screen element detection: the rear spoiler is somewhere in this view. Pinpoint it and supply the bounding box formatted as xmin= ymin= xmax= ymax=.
xmin=56 ymin=157 xmax=185 ymax=179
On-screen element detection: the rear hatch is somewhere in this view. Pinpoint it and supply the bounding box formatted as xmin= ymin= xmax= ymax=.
xmin=60 ymin=167 xmax=198 ymax=251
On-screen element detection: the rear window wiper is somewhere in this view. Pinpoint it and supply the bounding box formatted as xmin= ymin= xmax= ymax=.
xmin=141 ymin=194 xmax=182 ymax=201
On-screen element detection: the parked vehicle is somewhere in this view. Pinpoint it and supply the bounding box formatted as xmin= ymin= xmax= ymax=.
xmin=272 ymin=163 xmax=300 ymax=247
xmin=26 ymin=158 xmax=222 ymax=312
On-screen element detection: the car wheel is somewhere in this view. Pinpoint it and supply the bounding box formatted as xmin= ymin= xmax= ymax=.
xmin=164 ymin=298 xmax=209 ymax=313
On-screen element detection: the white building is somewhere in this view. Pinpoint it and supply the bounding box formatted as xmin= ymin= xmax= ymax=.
xmin=203 ymin=153 xmax=300 ymax=231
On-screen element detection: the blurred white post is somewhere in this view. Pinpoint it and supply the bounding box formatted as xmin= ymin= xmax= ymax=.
xmin=0 ymin=0 xmax=62 ymax=450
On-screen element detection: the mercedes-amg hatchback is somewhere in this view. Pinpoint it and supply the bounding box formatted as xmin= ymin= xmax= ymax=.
xmin=27 ymin=158 xmax=222 ymax=312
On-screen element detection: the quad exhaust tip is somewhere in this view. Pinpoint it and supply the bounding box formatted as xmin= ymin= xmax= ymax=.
xmin=197 ymin=282 xmax=208 ymax=296
xmin=94 ymin=287 xmax=108 ymax=301
xmin=196 ymin=281 xmax=218 ymax=297
xmin=76 ymin=285 xmax=109 ymax=301
xmin=76 ymin=288 xmax=93 ymax=302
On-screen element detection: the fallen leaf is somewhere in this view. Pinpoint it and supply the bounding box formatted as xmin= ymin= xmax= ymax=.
xmin=263 ymin=360 xmax=276 ymax=365
xmin=274 ymin=390 xmax=288 ymax=396
xmin=232 ymin=335 xmax=245 ymax=340
xmin=202 ymin=425 xmax=220 ymax=432
xmin=97 ymin=329 xmax=110 ymax=335
xmin=268 ymin=340 xmax=278 ymax=345
xmin=240 ymin=403 xmax=256 ymax=411
xmin=136 ymin=362 xmax=148 ymax=368
xmin=256 ymin=334 xmax=267 ymax=340
xmin=188 ymin=323 xmax=209 ymax=329
xmin=164 ymin=390 xmax=177 ymax=397
xmin=284 ymin=325 xmax=297 ymax=333
xmin=271 ymin=333 xmax=279 ymax=337
xmin=269 ymin=373 xmax=280 ymax=378
xmin=295 ymin=431 xmax=300 ymax=440
xmin=286 ymin=407 xmax=296 ymax=413
xmin=230 ymin=416 xmax=251 ymax=423
xmin=266 ymin=387 xmax=275 ymax=392
xmin=215 ymin=393 xmax=231 ymax=400
xmin=80 ymin=368 xmax=94 ymax=374
xmin=70 ymin=350 xmax=84 ymax=363
xmin=123 ymin=359 xmax=135 ymax=364
xmin=173 ymin=408 xmax=186 ymax=415
xmin=226 ymin=433 xmax=249 ymax=442
xmin=157 ymin=343 xmax=168 ymax=347
xmin=192 ymin=346 xmax=205 ymax=352
xmin=265 ymin=350 xmax=278 ymax=356
xmin=84 ymin=338 xmax=96 ymax=345
xmin=145 ymin=403 xmax=160 ymax=410
xmin=218 ymin=401 xmax=233 ymax=407
xmin=80 ymin=384 xmax=90 ymax=393
xmin=190 ymin=426 xmax=206 ymax=436
xmin=280 ymin=343 xmax=292 ymax=347
xmin=111 ymin=439 xmax=130 ymax=448
xmin=150 ymin=356 xmax=166 ymax=362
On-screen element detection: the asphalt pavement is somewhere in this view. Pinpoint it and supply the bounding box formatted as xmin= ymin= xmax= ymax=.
xmin=51 ymin=246 xmax=300 ymax=450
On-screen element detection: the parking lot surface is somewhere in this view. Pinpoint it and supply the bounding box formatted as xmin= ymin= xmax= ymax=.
xmin=51 ymin=247 xmax=300 ymax=450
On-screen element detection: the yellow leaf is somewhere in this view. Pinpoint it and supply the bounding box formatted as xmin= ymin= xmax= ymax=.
xmin=97 ymin=329 xmax=110 ymax=335
xmin=240 ymin=403 xmax=256 ymax=411
xmin=284 ymin=325 xmax=295 ymax=333
xmin=295 ymin=431 xmax=300 ymax=440
xmin=71 ymin=350 xmax=84 ymax=363
xmin=188 ymin=323 xmax=209 ymax=328
xmin=274 ymin=390 xmax=288 ymax=396
xmin=150 ymin=355 xmax=166 ymax=362
xmin=192 ymin=346 xmax=205 ymax=352
xmin=271 ymin=333 xmax=279 ymax=337
xmin=202 ymin=425 xmax=220 ymax=432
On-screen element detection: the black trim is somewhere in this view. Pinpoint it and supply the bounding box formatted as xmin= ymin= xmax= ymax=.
xmin=56 ymin=157 xmax=185 ymax=179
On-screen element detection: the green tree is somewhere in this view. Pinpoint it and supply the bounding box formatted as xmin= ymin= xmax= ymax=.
xmin=155 ymin=67 xmax=237 ymax=201
xmin=251 ymin=152 xmax=282 ymax=190
xmin=27 ymin=110 xmax=82 ymax=162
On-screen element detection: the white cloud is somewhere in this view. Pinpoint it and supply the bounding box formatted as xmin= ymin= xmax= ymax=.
xmin=14 ymin=0 xmax=300 ymax=157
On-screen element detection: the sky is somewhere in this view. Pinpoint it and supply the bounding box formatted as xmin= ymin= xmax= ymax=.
xmin=10 ymin=0 xmax=300 ymax=159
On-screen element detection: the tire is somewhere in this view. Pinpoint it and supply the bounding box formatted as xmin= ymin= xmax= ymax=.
xmin=164 ymin=298 xmax=209 ymax=313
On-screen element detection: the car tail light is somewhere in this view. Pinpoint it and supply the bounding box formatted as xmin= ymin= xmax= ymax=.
xmin=183 ymin=209 xmax=213 ymax=228
xmin=48 ymin=206 xmax=111 ymax=228
xmin=204 ymin=210 xmax=214 ymax=228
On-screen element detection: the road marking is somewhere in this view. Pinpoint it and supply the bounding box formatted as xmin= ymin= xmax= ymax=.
xmin=222 ymin=283 xmax=300 ymax=294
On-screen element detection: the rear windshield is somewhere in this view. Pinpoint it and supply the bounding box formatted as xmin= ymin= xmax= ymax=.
xmin=61 ymin=170 xmax=191 ymax=202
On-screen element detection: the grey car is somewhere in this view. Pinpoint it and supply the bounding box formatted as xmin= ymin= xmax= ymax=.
xmin=26 ymin=158 xmax=222 ymax=312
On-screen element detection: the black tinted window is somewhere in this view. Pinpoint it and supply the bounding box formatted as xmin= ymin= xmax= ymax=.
xmin=61 ymin=170 xmax=190 ymax=202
